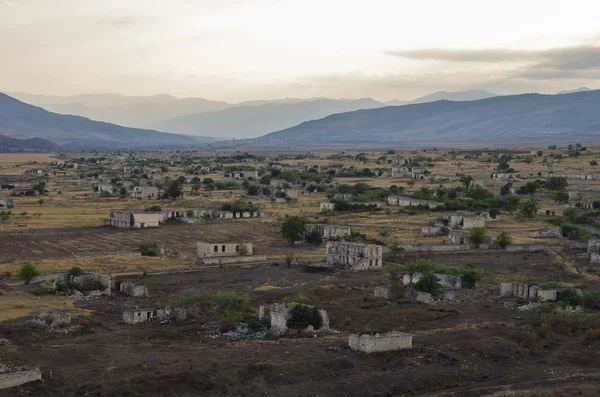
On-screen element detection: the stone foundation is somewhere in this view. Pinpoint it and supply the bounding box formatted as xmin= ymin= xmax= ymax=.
xmin=0 ymin=369 xmax=42 ymax=390
xmin=349 ymin=331 xmax=412 ymax=353
xmin=200 ymin=255 xmax=267 ymax=266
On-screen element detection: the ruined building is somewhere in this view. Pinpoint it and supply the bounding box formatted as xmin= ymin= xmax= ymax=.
xmin=306 ymin=224 xmax=351 ymax=239
xmin=443 ymin=212 xmax=486 ymax=229
xmin=106 ymin=210 xmax=163 ymax=228
xmin=326 ymin=242 xmax=383 ymax=271
xmin=196 ymin=242 xmax=266 ymax=265
xmin=259 ymin=302 xmax=329 ymax=333
xmin=387 ymin=196 xmax=444 ymax=209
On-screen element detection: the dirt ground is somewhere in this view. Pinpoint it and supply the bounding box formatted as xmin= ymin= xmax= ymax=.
xmin=1 ymin=251 xmax=600 ymax=397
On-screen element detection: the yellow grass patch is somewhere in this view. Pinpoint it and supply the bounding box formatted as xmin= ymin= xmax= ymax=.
xmin=0 ymin=290 xmax=91 ymax=322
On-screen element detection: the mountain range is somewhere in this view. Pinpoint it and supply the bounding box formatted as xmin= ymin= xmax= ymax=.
xmin=0 ymin=93 xmax=201 ymax=150
xmin=248 ymin=90 xmax=600 ymax=148
xmin=6 ymin=90 xmax=503 ymax=139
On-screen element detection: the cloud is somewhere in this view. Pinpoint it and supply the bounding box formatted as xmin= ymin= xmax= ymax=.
xmin=386 ymin=43 xmax=600 ymax=83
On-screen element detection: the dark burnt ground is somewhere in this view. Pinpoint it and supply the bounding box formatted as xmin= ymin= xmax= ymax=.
xmin=1 ymin=251 xmax=600 ymax=396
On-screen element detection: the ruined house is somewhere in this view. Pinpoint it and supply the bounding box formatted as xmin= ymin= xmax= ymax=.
xmin=106 ymin=210 xmax=163 ymax=228
xmin=326 ymin=242 xmax=383 ymax=271
xmin=196 ymin=242 xmax=266 ymax=265
xmin=122 ymin=308 xmax=154 ymax=324
xmin=0 ymin=198 xmax=14 ymax=209
xmin=348 ymin=331 xmax=412 ymax=353
xmin=387 ymin=196 xmax=444 ymax=209
xmin=119 ymin=282 xmax=149 ymax=298
xmin=132 ymin=186 xmax=158 ymax=199
xmin=468 ymin=180 xmax=486 ymax=189
xmin=529 ymin=227 xmax=563 ymax=239
xmin=447 ymin=230 xmax=490 ymax=247
xmin=259 ymin=302 xmax=329 ymax=333
xmin=93 ymin=183 xmax=114 ymax=194
xmin=443 ymin=212 xmax=486 ymax=229
xmin=320 ymin=202 xmax=336 ymax=211
xmin=499 ymin=282 xmax=566 ymax=302
xmin=588 ymin=239 xmax=600 ymax=264
xmin=306 ymin=224 xmax=351 ymax=239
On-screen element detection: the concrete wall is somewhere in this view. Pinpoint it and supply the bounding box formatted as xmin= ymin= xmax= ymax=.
xmin=387 ymin=196 xmax=443 ymax=209
xmin=200 ymin=255 xmax=267 ymax=266
xmin=348 ymin=331 xmax=412 ymax=354
xmin=0 ymin=369 xmax=42 ymax=390
xmin=505 ymin=245 xmax=546 ymax=253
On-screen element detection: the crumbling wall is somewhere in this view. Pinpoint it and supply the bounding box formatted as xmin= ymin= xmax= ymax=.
xmin=402 ymin=273 xmax=462 ymax=289
xmin=505 ymin=245 xmax=546 ymax=253
xmin=348 ymin=331 xmax=412 ymax=353
xmin=499 ymin=282 xmax=558 ymax=301
xmin=402 ymin=244 xmax=471 ymax=253
xmin=120 ymin=282 xmax=149 ymax=298
xmin=529 ymin=227 xmax=563 ymax=239
xmin=200 ymin=255 xmax=267 ymax=266
xmin=72 ymin=251 xmax=141 ymax=259
xmin=374 ymin=286 xmax=390 ymax=299
xmin=0 ymin=369 xmax=42 ymax=390
xmin=264 ymin=302 xmax=329 ymax=333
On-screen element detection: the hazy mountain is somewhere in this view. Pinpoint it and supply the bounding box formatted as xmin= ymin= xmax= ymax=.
xmin=148 ymin=98 xmax=385 ymax=138
xmin=0 ymin=93 xmax=200 ymax=149
xmin=556 ymin=87 xmax=592 ymax=95
xmin=384 ymin=90 xmax=498 ymax=106
xmin=0 ymin=134 xmax=61 ymax=152
xmin=7 ymin=92 xmax=179 ymax=107
xmin=252 ymin=90 xmax=600 ymax=147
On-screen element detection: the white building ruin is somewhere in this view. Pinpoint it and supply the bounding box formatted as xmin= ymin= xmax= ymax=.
xmin=349 ymin=331 xmax=412 ymax=353
xmin=326 ymin=242 xmax=383 ymax=271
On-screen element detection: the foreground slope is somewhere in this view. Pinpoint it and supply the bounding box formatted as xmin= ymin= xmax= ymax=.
xmin=0 ymin=93 xmax=199 ymax=149
xmin=255 ymin=90 xmax=600 ymax=146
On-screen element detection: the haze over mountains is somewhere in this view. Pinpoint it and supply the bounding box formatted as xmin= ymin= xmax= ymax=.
xmin=6 ymin=90 xmax=505 ymax=139
xmin=250 ymin=89 xmax=600 ymax=148
xmin=0 ymin=93 xmax=200 ymax=150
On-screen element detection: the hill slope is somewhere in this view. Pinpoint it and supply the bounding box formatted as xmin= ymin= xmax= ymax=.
xmin=148 ymin=98 xmax=385 ymax=138
xmin=0 ymin=93 xmax=199 ymax=149
xmin=253 ymin=90 xmax=600 ymax=147
xmin=0 ymin=134 xmax=61 ymax=152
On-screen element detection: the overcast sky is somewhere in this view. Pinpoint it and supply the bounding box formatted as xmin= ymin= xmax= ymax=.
xmin=1 ymin=0 xmax=599 ymax=102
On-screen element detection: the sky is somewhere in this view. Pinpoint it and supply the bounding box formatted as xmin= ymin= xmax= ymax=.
xmin=1 ymin=0 xmax=600 ymax=102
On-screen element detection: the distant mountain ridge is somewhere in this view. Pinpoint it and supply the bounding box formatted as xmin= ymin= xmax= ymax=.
xmin=0 ymin=93 xmax=200 ymax=149
xmin=0 ymin=134 xmax=60 ymax=151
xmin=147 ymin=97 xmax=385 ymax=138
xmin=250 ymin=90 xmax=600 ymax=147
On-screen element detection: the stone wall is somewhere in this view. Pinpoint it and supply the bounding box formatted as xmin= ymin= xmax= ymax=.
xmin=348 ymin=331 xmax=412 ymax=354
xmin=306 ymin=224 xmax=351 ymax=239
xmin=529 ymin=227 xmax=563 ymax=239
xmin=200 ymin=255 xmax=267 ymax=266
xmin=402 ymin=244 xmax=471 ymax=253
xmin=499 ymin=282 xmax=558 ymax=301
xmin=0 ymin=369 xmax=42 ymax=390
xmin=260 ymin=302 xmax=329 ymax=333
xmin=120 ymin=282 xmax=149 ymax=298
xmin=402 ymin=273 xmax=462 ymax=289
xmin=72 ymin=251 xmax=141 ymax=259
xmin=197 ymin=242 xmax=254 ymax=258
xmin=374 ymin=286 xmax=389 ymax=299
xmin=505 ymin=245 xmax=546 ymax=253
xmin=421 ymin=226 xmax=442 ymax=237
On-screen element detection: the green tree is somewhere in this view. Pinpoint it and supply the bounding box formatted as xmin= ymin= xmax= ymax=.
xmin=17 ymin=262 xmax=40 ymax=284
xmin=495 ymin=231 xmax=513 ymax=249
xmin=519 ymin=198 xmax=540 ymax=218
xmin=68 ymin=266 xmax=85 ymax=277
xmin=280 ymin=216 xmax=307 ymax=245
xmin=550 ymin=190 xmax=569 ymax=204
xmin=544 ymin=176 xmax=568 ymax=191
xmin=164 ymin=181 xmax=183 ymax=199
xmin=37 ymin=198 xmax=44 ymax=206
xmin=469 ymin=227 xmax=488 ymax=248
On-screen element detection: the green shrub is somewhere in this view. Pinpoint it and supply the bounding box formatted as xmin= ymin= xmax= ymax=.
xmin=558 ymin=288 xmax=582 ymax=306
xmin=524 ymin=278 xmax=560 ymax=289
xmin=139 ymin=244 xmax=159 ymax=256
xmin=414 ymin=273 xmax=442 ymax=297
xmin=582 ymin=292 xmax=600 ymax=309
xmin=216 ymin=292 xmax=251 ymax=313
xmin=305 ymin=230 xmax=323 ymax=245
xmin=461 ymin=268 xmax=484 ymax=288
xmin=390 ymin=245 xmax=406 ymax=255
xmin=286 ymin=304 xmax=323 ymax=330
xmin=389 ymin=282 xmax=406 ymax=300
xmin=495 ymin=231 xmax=513 ymax=249
xmin=17 ymin=263 xmax=40 ymax=284
xmin=145 ymin=205 xmax=162 ymax=212
xmin=68 ymin=266 xmax=85 ymax=277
